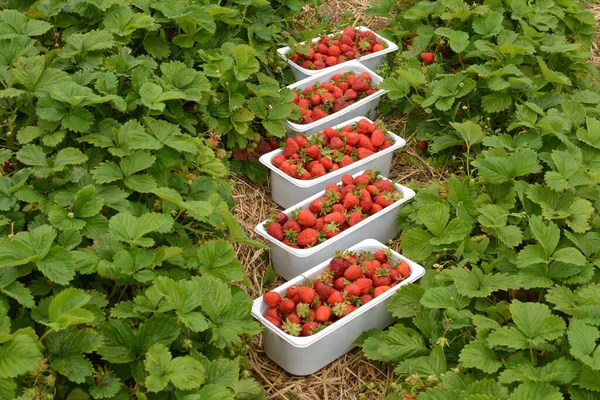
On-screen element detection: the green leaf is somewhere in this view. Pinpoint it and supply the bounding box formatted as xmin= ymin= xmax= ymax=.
xmin=0 ymin=10 xmax=52 ymax=38
xmin=475 ymin=148 xmax=541 ymax=183
xmin=144 ymin=343 xmax=205 ymax=392
xmin=205 ymin=358 xmax=239 ymax=388
xmin=103 ymin=5 xmax=155 ymax=36
xmin=459 ymin=339 xmax=501 ymax=373
xmin=388 ymin=284 xmax=425 ymax=319
xmin=361 ymin=325 xmax=428 ymax=362
xmin=13 ymin=56 xmax=69 ymax=95
xmin=37 ymin=246 xmax=76 ymax=285
xmin=197 ymin=240 xmax=244 ymax=281
xmin=232 ymin=45 xmax=259 ymax=81
xmin=421 ymin=286 xmax=470 ymax=309
xmin=577 ymin=117 xmax=600 ymax=149
xmin=482 ymin=92 xmax=512 ymax=113
xmin=575 ymin=367 xmax=600 ymax=391
xmin=553 ymin=247 xmax=587 ymax=266
xmin=529 ymin=215 xmax=559 ymax=256
xmin=568 ymin=319 xmax=600 ymax=369
xmin=450 ymin=120 xmax=485 ymax=149
xmin=47 ymin=288 xmax=94 ymax=331
xmin=51 ymin=353 xmax=93 ymax=383
xmin=97 ymin=320 xmax=136 ymax=364
xmin=509 ymin=382 xmax=563 ymax=400
xmin=136 ymin=315 xmax=180 ymax=355
xmin=418 ymin=202 xmax=449 ymax=236
xmin=73 ymin=186 xmax=104 ymax=219
xmin=435 ymin=27 xmax=469 ymax=52
xmin=89 ymin=374 xmax=122 ymax=399
xmin=472 ymin=11 xmax=504 ymax=36
xmin=448 ymin=267 xmax=522 ymax=297
xmin=92 ymin=161 xmax=123 ymax=183
xmin=0 ymin=334 xmax=42 ymax=378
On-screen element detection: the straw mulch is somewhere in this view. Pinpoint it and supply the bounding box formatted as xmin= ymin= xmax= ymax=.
xmin=590 ymin=0 xmax=600 ymax=69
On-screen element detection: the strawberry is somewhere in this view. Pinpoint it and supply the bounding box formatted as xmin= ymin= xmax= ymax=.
xmin=339 ymin=155 xmax=354 ymax=167
xmin=355 ymin=278 xmax=373 ymax=294
xmin=266 ymin=316 xmax=281 ymax=328
xmin=315 ymin=305 xmax=332 ymax=322
xmin=372 ymin=269 xmax=391 ymax=287
xmin=330 ymin=136 xmax=345 ymax=149
xmin=420 ymin=52 xmax=435 ymax=63
xmin=310 ymin=162 xmax=326 ymax=177
xmin=380 ymin=140 xmax=392 ymax=150
xmin=352 ymin=79 xmax=369 ymax=92
xmin=374 ymin=249 xmax=388 ymax=263
xmin=272 ymin=154 xmax=285 ymax=166
xmin=298 ymin=286 xmax=316 ymax=304
xmin=264 ymin=291 xmax=282 ymax=307
xmin=344 ymin=283 xmax=361 ymax=297
xmin=328 ymin=45 xmax=341 ymax=56
xmin=342 ymin=26 xmax=356 ymax=40
xmin=286 ymin=313 xmax=301 ymax=324
xmin=282 ymin=219 xmax=301 ymax=233
xmin=363 ymin=260 xmax=381 ymax=278
xmin=309 ymin=197 xmax=327 ymax=215
xmin=315 ymin=280 xmax=336 ymax=299
xmin=332 ymin=302 xmax=348 ymax=317
xmin=344 ymin=265 xmax=363 ymax=281
xmin=331 ymin=73 xmax=344 ymax=81
xmin=283 ymin=138 xmax=300 ymax=157
xmin=340 ymin=34 xmax=354 ymax=46
xmin=417 ymin=140 xmax=428 ymax=151
xmin=373 ymin=286 xmax=391 ymax=297
xmin=312 ymin=107 xmax=329 ymax=120
xmin=267 ymin=307 xmax=280 ymax=320
xmin=295 ymin=135 xmax=308 ymax=148
xmin=327 ymin=291 xmax=344 ymax=305
xmin=314 ymin=217 xmax=325 ymax=231
xmin=325 ymin=56 xmax=337 ymax=66
xmin=360 ymin=294 xmax=373 ymax=305
xmin=375 ymin=192 xmax=395 ymax=207
xmin=322 ymin=222 xmax=341 ymax=238
xmin=358 ymin=135 xmax=375 ymax=151
xmin=346 ymin=131 xmax=360 ymax=146
xmin=297 ymin=209 xmax=317 ymax=227
xmin=282 ymin=319 xmax=301 ymax=336
xmin=356 ymin=147 xmax=373 ymax=160
xmin=343 ymin=192 xmax=360 ymax=209
xmin=332 ymin=97 xmax=348 ymax=112
xmin=266 ymin=222 xmax=284 ymax=241
xmin=333 ymin=277 xmax=348 ymax=291
xmin=324 ymin=212 xmax=346 ymax=225
xmin=354 ymin=175 xmax=370 ymax=186
xmin=319 ymin=157 xmax=333 ymax=170
xmin=373 ymin=43 xmax=385 ymax=52
xmin=297 ymin=228 xmax=318 ymax=247
xmin=342 ymin=304 xmax=356 ymax=317
xmin=323 ymin=127 xmax=339 ymax=138
xmin=396 ymin=261 xmax=410 ymax=277
xmin=301 ymin=321 xmax=320 ymax=336
xmin=279 ymin=299 xmax=296 ymax=314
xmin=344 ymin=89 xmax=358 ymax=100
xmin=390 ymin=269 xmax=402 ymax=282
xmin=371 ymin=130 xmax=385 ymax=147
xmin=286 ymin=285 xmax=299 ymax=299
xmin=316 ymin=43 xmax=328 ymax=54
xmin=329 ymin=256 xmax=350 ymax=279
xmin=314 ymin=60 xmax=326 ymax=69
xmin=347 ymin=211 xmax=362 ymax=226
xmin=374 ymin=180 xmax=394 ymax=192
xmin=295 ymin=302 xmax=310 ymax=318
xmin=304 ymin=144 xmax=321 ymax=159
xmin=356 ymin=119 xmax=370 ymax=134
xmin=341 ymin=174 xmax=354 ymax=186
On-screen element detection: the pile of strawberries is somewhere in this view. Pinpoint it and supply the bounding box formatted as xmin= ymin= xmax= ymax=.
xmin=262 ymin=249 xmax=411 ymax=336
xmin=273 ymin=119 xmax=394 ymax=180
xmin=287 ymin=27 xmax=387 ymax=70
xmin=265 ymin=171 xmax=402 ymax=248
xmin=292 ymin=72 xmax=379 ymax=125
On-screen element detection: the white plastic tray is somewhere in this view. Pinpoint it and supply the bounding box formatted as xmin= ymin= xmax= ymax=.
xmin=284 ymin=61 xmax=388 ymax=137
xmin=255 ymin=170 xmax=415 ymax=280
xmin=260 ymin=116 xmax=406 ymax=208
xmin=278 ymin=26 xmax=399 ymax=81
xmin=252 ymin=238 xmax=425 ymax=376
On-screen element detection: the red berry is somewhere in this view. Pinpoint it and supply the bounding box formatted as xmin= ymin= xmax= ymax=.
xmin=344 ymin=265 xmax=364 ymax=281
xmin=297 ymin=209 xmax=317 ymax=227
xmin=315 ymin=305 xmax=332 ymax=322
xmin=396 ymin=261 xmax=410 ymax=277
xmin=279 ymin=299 xmax=296 ymax=314
xmin=264 ymin=291 xmax=282 ymax=308
xmin=266 ymin=222 xmax=284 ymax=241
xmin=301 ymin=321 xmax=320 ymax=336
xmin=266 ymin=316 xmax=281 ymax=327
xmin=298 ymin=286 xmax=316 ymax=304
xmin=344 ymin=283 xmax=361 ymax=297
xmin=417 ymin=140 xmax=428 ymax=151
xmin=297 ymin=228 xmax=318 ymax=247
xmin=373 ymin=286 xmax=391 ymax=297
xmin=420 ymin=52 xmax=435 ymax=63
xmin=327 ymin=291 xmax=344 ymax=305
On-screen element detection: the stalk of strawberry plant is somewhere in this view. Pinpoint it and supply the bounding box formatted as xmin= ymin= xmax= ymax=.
xmin=356 ymin=0 xmax=600 ymax=398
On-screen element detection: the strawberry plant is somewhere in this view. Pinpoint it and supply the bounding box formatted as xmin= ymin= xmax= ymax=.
xmin=357 ymin=0 xmax=600 ymax=398
xmin=0 ymin=0 xmax=314 ymax=398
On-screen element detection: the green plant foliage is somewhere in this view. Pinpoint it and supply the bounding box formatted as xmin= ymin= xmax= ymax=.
xmin=0 ymin=0 xmax=312 ymax=397
xmin=361 ymin=0 xmax=600 ymax=398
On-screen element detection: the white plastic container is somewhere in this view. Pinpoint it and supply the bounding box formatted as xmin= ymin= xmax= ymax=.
xmin=278 ymin=26 xmax=399 ymax=81
xmin=284 ymin=61 xmax=388 ymax=137
xmin=251 ymin=238 xmax=425 ymax=376
xmin=260 ymin=116 xmax=406 ymax=208
xmin=255 ymin=170 xmax=415 ymax=280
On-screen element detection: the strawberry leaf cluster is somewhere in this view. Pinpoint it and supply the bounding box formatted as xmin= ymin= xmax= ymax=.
xmin=359 ymin=0 xmax=600 ymax=398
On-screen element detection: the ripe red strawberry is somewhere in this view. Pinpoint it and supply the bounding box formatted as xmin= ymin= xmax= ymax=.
xmin=373 ymin=286 xmax=391 ymax=297
xmin=344 ymin=89 xmax=358 ymax=100
xmin=372 ymin=270 xmax=391 ymax=287
xmin=357 ymin=147 xmax=375 ymax=160
xmin=420 ymin=52 xmax=435 ymax=63
xmin=363 ymin=260 xmax=381 ymax=278
xmin=312 ymin=107 xmax=329 ymax=120
xmin=375 ymin=192 xmax=395 ymax=207
xmin=339 ymin=155 xmax=353 ymax=167
xmin=314 ymin=60 xmax=326 ymax=69
xmin=333 ymin=277 xmax=348 ymax=291
xmin=354 ymin=175 xmax=370 ymax=186
xmin=297 ymin=228 xmax=318 ymax=247
xmin=295 ymin=302 xmax=310 ymax=318
xmin=286 ymin=285 xmax=299 ymax=299
xmin=264 ymin=291 xmax=282 ymax=307
xmin=279 ymin=299 xmax=296 ymax=314
xmin=297 ymin=209 xmax=317 ymax=227
xmin=374 ymin=180 xmax=394 ymax=192
xmin=301 ymin=321 xmax=320 ymax=336
xmin=282 ymin=219 xmax=301 ymax=233
xmin=327 ymin=291 xmax=344 ymax=305
xmin=390 ymin=269 xmax=402 ymax=282
xmin=322 ymin=222 xmax=341 ymax=238
xmin=315 ymin=280 xmax=336 ymax=299
xmin=298 ymin=286 xmax=316 ymax=304
xmin=373 ymin=43 xmax=385 ymax=52
xmin=344 ymin=283 xmax=361 ymax=297
xmin=316 ymin=43 xmax=328 ymax=54
xmin=360 ymin=294 xmax=373 ymax=305
xmin=266 ymin=222 xmax=284 ymax=241
xmin=315 ymin=305 xmax=332 ymax=322
xmin=304 ymin=144 xmax=321 ymax=159
xmin=310 ymin=162 xmax=326 ymax=177
xmin=355 ymin=278 xmax=373 ymax=294
xmin=267 ymin=307 xmax=280 ymax=320
xmin=352 ymin=79 xmax=369 ymax=92
xmin=272 ymin=154 xmax=285 ymax=166
xmin=309 ymin=197 xmax=326 ymax=215
xmin=286 ymin=313 xmax=301 ymax=324
xmin=374 ymin=250 xmax=388 ymax=263
xmin=417 ymin=140 xmax=428 ymax=150
xmin=329 ymin=257 xmax=350 ymax=279
xmin=283 ymin=138 xmax=300 ymax=157
xmin=380 ymin=140 xmax=392 ymax=150
xmin=295 ymin=135 xmax=308 ymax=148
xmin=396 ymin=261 xmax=410 ymax=277
xmin=319 ymin=157 xmax=333 ymax=170
xmin=332 ymin=97 xmax=348 ymax=112
xmin=266 ymin=316 xmax=281 ymax=327
xmin=347 ymin=211 xmax=362 ymax=226
xmin=328 ymin=45 xmax=341 ymax=57
xmin=341 ymin=174 xmax=354 ymax=186
xmin=344 ymin=265 xmax=363 ymax=281
xmin=342 ymin=304 xmax=356 ymax=317
xmin=314 ymin=217 xmax=325 ymax=231
xmin=343 ymin=192 xmax=360 ymax=209
xmin=330 ymin=136 xmax=344 ymax=149
xmin=343 ymin=26 xmax=357 ymax=40
xmin=325 ymin=56 xmax=337 ymax=66
xmin=371 ymin=130 xmax=385 ymax=147
xmin=324 ymin=212 xmax=346 ymax=225
xmin=323 ymin=127 xmax=338 ymax=138
xmin=340 ymin=34 xmax=354 ymax=46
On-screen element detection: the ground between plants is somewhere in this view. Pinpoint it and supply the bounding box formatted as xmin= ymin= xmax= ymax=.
xmin=234 ymin=0 xmax=600 ymax=398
